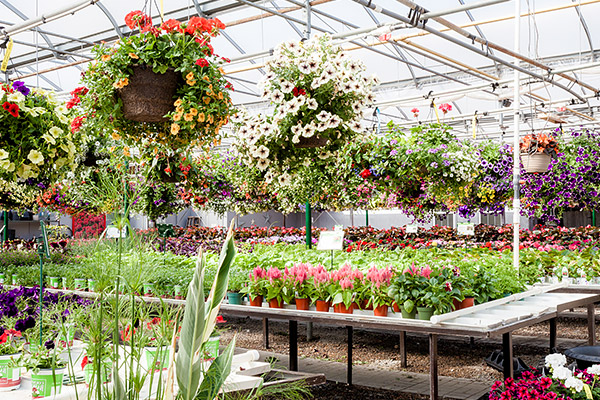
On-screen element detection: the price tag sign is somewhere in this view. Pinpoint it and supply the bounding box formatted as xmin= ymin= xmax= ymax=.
xmin=106 ymin=226 xmax=126 ymax=239
xmin=406 ymin=225 xmax=418 ymax=234
xmin=317 ymin=230 xmax=344 ymax=251
xmin=457 ymin=223 xmax=475 ymax=236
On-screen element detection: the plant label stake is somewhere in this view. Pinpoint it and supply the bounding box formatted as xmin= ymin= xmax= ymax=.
xmin=38 ymin=221 xmax=50 ymax=346
xmin=317 ymin=230 xmax=345 ymax=269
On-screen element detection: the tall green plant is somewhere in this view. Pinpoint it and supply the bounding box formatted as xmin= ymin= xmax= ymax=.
xmin=167 ymin=221 xmax=237 ymax=400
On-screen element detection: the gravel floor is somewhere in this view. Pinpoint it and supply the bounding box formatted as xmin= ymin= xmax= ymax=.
xmin=305 ymin=382 xmax=428 ymax=400
xmin=219 ymin=313 xmax=597 ymax=383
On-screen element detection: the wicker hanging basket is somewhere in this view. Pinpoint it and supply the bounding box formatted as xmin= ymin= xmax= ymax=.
xmin=520 ymin=152 xmax=551 ymax=173
xmin=119 ymin=65 xmax=178 ymax=123
xmin=294 ymin=135 xmax=328 ymax=148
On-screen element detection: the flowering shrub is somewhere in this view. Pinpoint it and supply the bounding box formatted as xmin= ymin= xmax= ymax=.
xmin=72 ymin=212 xmax=106 ymax=239
xmin=490 ymin=353 xmax=600 ymax=400
xmin=231 ymin=34 xmax=377 ymax=212
xmin=78 ymin=10 xmax=234 ymax=151
xmin=0 ymin=81 xmax=83 ymax=185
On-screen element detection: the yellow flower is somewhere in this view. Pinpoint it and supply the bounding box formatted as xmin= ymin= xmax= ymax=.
xmin=123 ymin=147 xmax=131 ymax=157
xmin=109 ymin=146 xmax=116 ymax=153
xmin=42 ymin=133 xmax=56 ymax=145
xmin=217 ymin=92 xmax=224 ymax=100
xmin=101 ymin=54 xmax=111 ymax=62
xmin=173 ymin=112 xmax=183 ymax=122
xmin=207 ymin=114 xmax=213 ymax=124
xmin=171 ymin=123 xmax=180 ymax=135
xmin=189 ymin=108 xmax=198 ymax=116
xmin=0 ymin=159 xmax=14 ymax=172
xmin=190 ymin=123 xmax=196 ymax=129
xmin=184 ymin=113 xmax=194 ymax=122
xmin=129 ymin=53 xmax=139 ymax=59
xmin=186 ymin=79 xmax=196 ymax=86
xmin=0 ymin=149 xmax=8 ymax=159
xmin=175 ymin=106 xmax=184 ymax=113
xmin=111 ymin=131 xmax=121 ymax=140
xmin=27 ymin=150 xmax=44 ymax=165
xmin=203 ymin=76 xmax=210 ymax=82
xmin=174 ymin=99 xmax=183 ymax=107
xmin=49 ymin=126 xmax=63 ymax=138
xmin=186 ymin=72 xmax=195 ymax=81
xmin=203 ymin=97 xmax=211 ymax=104
xmin=197 ymin=113 xmax=205 ymax=122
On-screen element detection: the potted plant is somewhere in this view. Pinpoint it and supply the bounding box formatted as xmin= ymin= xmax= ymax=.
xmin=286 ymin=262 xmax=312 ymax=310
xmin=417 ymin=267 xmax=461 ymax=320
xmin=20 ymin=343 xmax=67 ymax=398
xmin=365 ymin=265 xmax=394 ymax=317
xmin=77 ymin=11 xmax=235 ymax=152
xmin=520 ymin=132 xmax=559 ymax=173
xmin=226 ymin=266 xmax=245 ymax=305
xmin=331 ymin=264 xmax=360 ymax=314
xmin=0 ymin=81 xmax=84 ymax=187
xmin=308 ymin=264 xmax=333 ymax=312
xmin=240 ymin=267 xmax=267 ymax=307
xmin=264 ymin=267 xmax=292 ymax=308
xmin=388 ymin=264 xmax=423 ymax=319
xmin=0 ymin=329 xmax=23 ymax=391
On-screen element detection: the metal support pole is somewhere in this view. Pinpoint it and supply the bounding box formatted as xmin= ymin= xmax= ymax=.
xmin=429 ymin=334 xmax=438 ymax=400
xmin=365 ymin=210 xmax=369 ymax=227
xmin=399 ymin=331 xmax=407 ymax=367
xmin=263 ymin=318 xmax=270 ymax=349
xmin=549 ymin=318 xmax=557 ymax=352
xmin=305 ymin=201 xmax=312 ymax=249
xmin=37 ymin=236 xmax=45 ymax=347
xmin=593 ymin=210 xmax=597 ymax=226
xmin=289 ymin=320 xmax=298 ymax=371
xmin=347 ymin=326 xmax=353 ymax=385
xmin=2 ymin=211 xmax=7 ymax=242
xmin=306 ymin=322 xmax=313 ymax=341
xmin=512 ymin=0 xmax=521 ymax=273
xmin=502 ymin=332 xmax=514 ymax=379
xmin=588 ymin=303 xmax=596 ymax=346
xmin=304 ymin=0 xmax=312 ymax=39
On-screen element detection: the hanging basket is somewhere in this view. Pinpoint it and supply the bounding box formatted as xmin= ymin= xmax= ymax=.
xmin=520 ymin=152 xmax=551 ymax=173
xmin=119 ymin=65 xmax=178 ymax=123
xmin=294 ymin=135 xmax=328 ymax=148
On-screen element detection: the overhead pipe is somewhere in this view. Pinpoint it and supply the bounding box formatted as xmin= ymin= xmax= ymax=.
xmin=352 ymin=0 xmax=587 ymax=103
xmin=419 ymin=0 xmax=509 ymax=19
xmin=1 ymin=0 xmax=101 ymax=38
xmin=393 ymin=0 xmax=599 ymax=95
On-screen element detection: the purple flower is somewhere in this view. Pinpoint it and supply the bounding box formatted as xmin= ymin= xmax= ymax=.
xmin=12 ymin=81 xmax=30 ymax=96
xmin=390 ymin=149 xmax=398 ymax=156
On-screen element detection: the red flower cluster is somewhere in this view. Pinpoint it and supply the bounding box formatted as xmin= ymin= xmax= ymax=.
xmin=292 ymin=86 xmax=306 ymax=97
xmin=161 ymin=18 xmax=183 ymax=34
xmin=124 ymin=10 xmax=152 ymax=31
xmin=0 ymin=329 xmax=21 ymax=344
xmin=2 ymin=101 xmax=19 ymax=118
xmin=71 ymin=115 xmax=86 ymax=133
xmin=360 ymin=168 xmax=371 ymax=179
xmin=489 ymin=372 xmax=557 ymax=400
xmin=185 ymin=16 xmax=225 ymax=36
xmin=195 ymin=58 xmax=209 ymax=67
xmin=66 ymin=86 xmax=88 ymax=109
xmin=438 ymin=103 xmax=452 ymax=114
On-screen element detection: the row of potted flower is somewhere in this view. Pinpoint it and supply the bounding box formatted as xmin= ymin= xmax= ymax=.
xmin=232 ymin=262 xmax=479 ymax=320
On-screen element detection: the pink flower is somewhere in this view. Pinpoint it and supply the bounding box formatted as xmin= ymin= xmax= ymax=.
xmin=411 ymin=107 xmax=419 ymax=117
xmin=420 ymin=266 xmax=432 ymax=279
xmin=340 ymin=277 xmax=354 ymax=290
xmin=266 ymin=267 xmax=282 ymax=283
xmin=438 ymin=103 xmax=452 ymax=114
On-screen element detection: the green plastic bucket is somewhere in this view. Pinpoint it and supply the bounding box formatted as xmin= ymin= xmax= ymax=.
xmin=0 ymin=354 xmax=21 ymax=391
xmin=31 ymin=368 xmax=65 ymax=398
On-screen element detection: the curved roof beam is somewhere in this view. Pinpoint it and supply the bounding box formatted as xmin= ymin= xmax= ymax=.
xmin=0 ymin=0 xmax=58 ymax=57
xmin=457 ymin=0 xmax=500 ymax=76
xmin=571 ymin=0 xmax=595 ymax=61
xmin=96 ymin=2 xmax=124 ymax=39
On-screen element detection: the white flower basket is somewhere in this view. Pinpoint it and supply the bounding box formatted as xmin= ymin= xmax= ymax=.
xmin=520 ymin=152 xmax=551 ymax=173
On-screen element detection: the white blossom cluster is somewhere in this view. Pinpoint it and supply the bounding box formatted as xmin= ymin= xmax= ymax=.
xmin=231 ymin=35 xmax=378 ymax=185
xmin=544 ymin=353 xmax=599 ymax=395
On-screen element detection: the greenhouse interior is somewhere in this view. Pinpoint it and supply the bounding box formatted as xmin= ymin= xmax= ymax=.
xmin=2 ymin=0 xmax=600 ymax=399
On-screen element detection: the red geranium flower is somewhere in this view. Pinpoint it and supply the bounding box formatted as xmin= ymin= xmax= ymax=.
xmin=195 ymin=58 xmax=209 ymax=67
xmin=161 ymin=19 xmax=182 ymax=33
xmin=125 ymin=10 xmax=152 ymax=30
xmin=438 ymin=103 xmax=452 ymax=114
xmin=360 ymin=168 xmax=371 ymax=179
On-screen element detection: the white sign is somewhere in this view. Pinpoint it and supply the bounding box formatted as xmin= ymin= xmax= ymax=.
xmin=406 ymin=225 xmax=418 ymax=233
xmin=457 ymin=223 xmax=475 ymax=236
xmin=106 ymin=226 xmax=126 ymax=239
xmin=334 ymin=225 xmax=344 ymax=232
xmin=317 ymin=230 xmax=344 ymax=251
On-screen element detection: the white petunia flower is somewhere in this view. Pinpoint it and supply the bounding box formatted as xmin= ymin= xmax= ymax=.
xmin=280 ymin=81 xmax=294 ymax=93
xmin=286 ymin=100 xmax=300 ymax=114
xmin=7 ymin=92 xmax=25 ymax=103
xmin=278 ymin=173 xmax=292 ymax=186
xmin=256 ymin=158 xmax=270 ymax=171
xmin=298 ymin=62 xmax=311 ymax=74
xmin=0 ymin=149 xmax=8 ymax=159
xmin=271 ymin=90 xmax=284 ymax=103
xmin=552 ymin=366 xmax=572 ymax=381
xmin=27 ymin=150 xmax=44 ymax=165
xmin=316 ymin=110 xmax=330 ymax=122
xmin=255 ymin=145 xmax=270 ymax=159
xmin=564 ymin=376 xmax=584 ymax=392
xmin=587 ymin=364 xmax=600 ymax=375
xmin=306 ymin=98 xmax=318 ymax=110
xmin=292 ymin=134 xmax=300 ymax=144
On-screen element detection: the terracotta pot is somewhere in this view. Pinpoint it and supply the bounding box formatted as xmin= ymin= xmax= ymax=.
xmin=361 ymin=299 xmax=373 ymax=310
xmin=452 ymin=298 xmax=461 ymax=311
xmin=373 ymin=305 xmax=388 ymax=317
xmin=333 ymin=303 xmax=340 ymax=313
xmin=392 ymin=302 xmax=400 ymax=313
xmin=334 ymin=303 xmax=353 ymax=314
xmin=249 ymin=295 xmax=263 ymax=307
xmin=459 ymin=297 xmax=475 ymax=309
xmin=315 ymin=300 xmax=330 ymax=312
xmin=268 ymin=298 xmax=283 ymax=308
xmin=295 ymin=298 xmax=310 ymax=311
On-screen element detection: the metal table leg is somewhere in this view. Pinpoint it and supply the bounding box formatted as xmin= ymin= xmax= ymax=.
xmin=263 ymin=318 xmax=269 ymax=349
xmin=549 ymin=317 xmax=557 ymax=352
xmin=588 ymin=304 xmax=596 ymax=346
xmin=399 ymin=331 xmax=407 ymax=368
xmin=429 ymin=334 xmax=438 ymax=400
xmin=347 ymin=326 xmax=353 ymax=385
xmin=502 ymin=332 xmax=514 ymax=379
xmin=289 ymin=320 xmax=298 ymax=371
